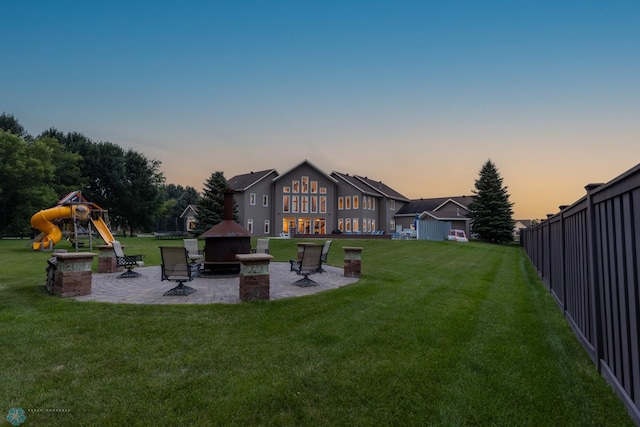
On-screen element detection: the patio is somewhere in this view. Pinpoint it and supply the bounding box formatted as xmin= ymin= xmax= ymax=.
xmin=76 ymin=262 xmax=359 ymax=304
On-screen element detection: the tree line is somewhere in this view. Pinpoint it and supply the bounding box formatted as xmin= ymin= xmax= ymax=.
xmin=0 ymin=113 xmax=227 ymax=238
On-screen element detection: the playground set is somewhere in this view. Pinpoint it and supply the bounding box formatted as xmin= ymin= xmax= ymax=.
xmin=30 ymin=191 xmax=116 ymax=251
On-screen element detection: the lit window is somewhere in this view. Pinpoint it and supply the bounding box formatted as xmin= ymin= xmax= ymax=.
xmin=320 ymin=196 xmax=326 ymax=213
xmin=353 ymin=196 xmax=359 ymax=209
xmin=338 ymin=197 xmax=344 ymax=210
xmin=283 ymin=196 xmax=290 ymax=212
xmin=345 ymin=196 xmax=351 ymax=210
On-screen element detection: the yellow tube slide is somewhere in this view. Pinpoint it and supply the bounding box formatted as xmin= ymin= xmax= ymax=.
xmin=30 ymin=205 xmax=89 ymax=250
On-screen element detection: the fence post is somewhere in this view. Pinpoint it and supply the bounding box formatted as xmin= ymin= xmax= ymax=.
xmin=559 ymin=206 xmax=568 ymax=316
xmin=585 ymin=183 xmax=604 ymax=370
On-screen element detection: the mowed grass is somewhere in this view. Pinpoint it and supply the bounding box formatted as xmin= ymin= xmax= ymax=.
xmin=0 ymin=237 xmax=634 ymax=426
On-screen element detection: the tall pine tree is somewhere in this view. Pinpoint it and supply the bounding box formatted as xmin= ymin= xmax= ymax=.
xmin=194 ymin=171 xmax=232 ymax=235
xmin=468 ymin=160 xmax=515 ymax=244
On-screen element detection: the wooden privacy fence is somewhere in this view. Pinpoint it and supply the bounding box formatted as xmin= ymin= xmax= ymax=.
xmin=521 ymin=163 xmax=640 ymax=424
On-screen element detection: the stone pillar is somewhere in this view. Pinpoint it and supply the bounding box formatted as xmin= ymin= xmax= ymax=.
xmin=236 ymin=253 xmax=273 ymax=302
xmin=97 ymin=245 xmax=118 ymax=273
xmin=50 ymin=252 xmax=98 ymax=297
xmin=343 ymin=246 xmax=363 ymax=278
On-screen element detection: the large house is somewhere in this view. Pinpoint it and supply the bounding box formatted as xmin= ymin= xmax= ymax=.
xmin=223 ymin=159 xmax=473 ymax=238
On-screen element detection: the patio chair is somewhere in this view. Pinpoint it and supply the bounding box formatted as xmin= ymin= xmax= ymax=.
xmin=183 ymin=238 xmax=204 ymax=263
xmin=160 ymin=246 xmax=200 ymax=296
xmin=289 ymin=243 xmax=323 ymax=287
xmin=319 ymin=240 xmax=332 ymax=272
xmin=251 ymin=238 xmax=270 ymax=254
xmin=112 ymin=240 xmax=145 ymax=278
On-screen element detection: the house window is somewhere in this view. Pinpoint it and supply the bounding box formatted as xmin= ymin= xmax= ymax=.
xmin=247 ymin=219 xmax=254 ymax=234
xmin=390 ymin=220 xmax=395 ymax=231
xmin=283 ymin=196 xmax=290 ymax=213
xmin=292 ymin=196 xmax=299 ymax=213
xmin=353 ymin=218 xmax=359 ymax=232
xmin=372 ymin=198 xmax=375 ymax=210
xmin=338 ymin=197 xmax=344 ymax=210
xmin=345 ymin=218 xmax=352 ymax=232
xmin=292 ymin=180 xmax=299 ymax=193
xmin=301 ymin=176 xmax=309 ymax=193
xmin=262 ymin=195 xmax=268 ymax=207
xmin=311 ymin=181 xmax=318 ymax=193
xmin=372 ymin=219 xmax=376 ymax=231
xmin=264 ymin=220 xmax=270 ymax=234
xmin=314 ymin=218 xmax=326 ymax=234
xmin=298 ymin=218 xmax=311 ymax=234
xmin=250 ymin=193 xmax=256 ymax=205
xmin=301 ymin=196 xmax=309 ymax=213
xmin=345 ymin=196 xmax=351 ymax=210
xmin=320 ymin=196 xmax=326 ymax=213
xmin=283 ymin=218 xmax=295 ymax=234
xmin=338 ymin=218 xmax=344 ymax=232
xmin=389 ymin=200 xmax=395 ymax=210
xmin=320 ymin=187 xmax=327 ymax=194
xmin=283 ymin=186 xmax=290 ymax=193
xmin=353 ymin=196 xmax=359 ymax=209
xmin=311 ymin=196 xmax=318 ymax=213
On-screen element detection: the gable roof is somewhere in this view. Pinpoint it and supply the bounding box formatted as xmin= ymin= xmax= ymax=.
xmin=180 ymin=204 xmax=198 ymax=218
xmin=228 ymin=169 xmax=277 ymax=192
xmin=272 ymin=159 xmax=338 ymax=184
xmin=353 ymin=175 xmax=410 ymax=201
xmin=396 ymin=196 xmax=472 ymax=215
xmin=331 ymin=172 xmax=381 ymax=196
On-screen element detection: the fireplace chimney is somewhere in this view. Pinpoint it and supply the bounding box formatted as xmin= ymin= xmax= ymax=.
xmin=200 ymin=190 xmax=251 ymax=275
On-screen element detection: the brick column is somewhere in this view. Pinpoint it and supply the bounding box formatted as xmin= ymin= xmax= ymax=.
xmin=236 ymin=253 xmax=273 ymax=302
xmin=50 ymin=252 xmax=98 ymax=297
xmin=343 ymin=246 xmax=363 ymax=278
xmin=96 ymin=245 xmax=118 ymax=273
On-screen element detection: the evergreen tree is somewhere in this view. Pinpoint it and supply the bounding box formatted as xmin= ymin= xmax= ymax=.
xmin=194 ymin=171 xmax=230 ymax=235
xmin=468 ymin=160 xmax=515 ymax=244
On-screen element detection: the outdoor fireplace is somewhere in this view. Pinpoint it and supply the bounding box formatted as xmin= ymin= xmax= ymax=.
xmin=200 ymin=191 xmax=251 ymax=275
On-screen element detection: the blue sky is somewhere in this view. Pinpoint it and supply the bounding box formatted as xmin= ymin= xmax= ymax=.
xmin=3 ymin=1 xmax=639 ymax=218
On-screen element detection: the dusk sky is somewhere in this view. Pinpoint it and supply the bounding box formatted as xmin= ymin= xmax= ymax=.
xmin=3 ymin=1 xmax=639 ymax=219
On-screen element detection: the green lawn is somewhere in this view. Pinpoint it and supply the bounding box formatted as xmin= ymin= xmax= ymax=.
xmin=0 ymin=237 xmax=634 ymax=426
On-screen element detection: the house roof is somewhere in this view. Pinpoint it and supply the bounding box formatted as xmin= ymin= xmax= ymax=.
xmin=418 ymin=210 xmax=471 ymax=221
xmin=331 ymin=172 xmax=381 ymax=196
xmin=227 ymin=169 xmax=277 ymax=192
xmin=180 ymin=204 xmax=197 ymax=218
xmin=353 ymin=175 xmax=410 ymax=202
xmin=272 ymin=159 xmax=338 ymax=184
xmin=396 ymin=196 xmax=472 ymax=215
